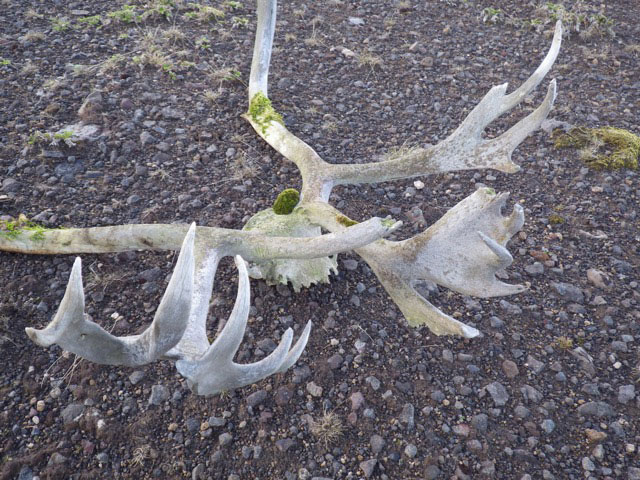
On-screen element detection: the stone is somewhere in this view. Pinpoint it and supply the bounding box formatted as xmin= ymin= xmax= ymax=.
xmin=327 ymin=353 xmax=343 ymax=369
xmin=587 ymin=268 xmax=609 ymax=289
xmin=424 ymin=465 xmax=441 ymax=480
xmin=274 ymin=386 xmax=292 ymax=406
xmin=218 ymin=432 xmax=233 ymax=447
xmin=577 ymin=401 xmax=615 ymax=418
xmin=550 ymin=282 xmax=584 ymax=303
xmin=521 ymin=385 xmax=543 ymax=404
xmin=148 ymin=384 xmax=169 ymax=406
xmin=400 ymin=403 xmax=415 ymax=430
xmin=246 ymin=389 xmax=268 ymax=408
xmin=540 ymin=419 xmax=555 ymax=434
xmin=61 ymin=403 xmax=84 ymax=425
xmin=526 ymin=355 xmax=545 ymax=374
xmin=502 ymin=360 xmax=519 ymax=378
xmin=306 ymin=382 xmax=323 ymax=397
xmin=370 ymin=434 xmax=385 ymax=454
xmin=471 ymin=413 xmax=488 ymax=432
xmin=359 ymin=459 xmax=377 ymax=478
xmin=404 ymin=443 xmax=417 ymax=458
xmin=275 ymin=438 xmax=295 ymax=452
xmin=617 ymin=385 xmax=635 ymax=404
xmin=585 ymin=428 xmax=607 ymax=442
xmin=350 ymin=391 xmax=365 ymax=411
xmin=365 ymin=376 xmax=381 ymax=391
xmin=2 ymin=178 xmax=20 ymax=192
xmin=525 ymin=262 xmax=544 ymax=275
xmin=581 ymin=457 xmax=595 ymax=471
xmin=485 ymin=382 xmax=509 ymax=406
xmin=129 ymin=370 xmax=145 ymax=385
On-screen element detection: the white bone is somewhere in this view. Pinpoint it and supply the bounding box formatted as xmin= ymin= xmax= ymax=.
xmin=175 ymin=256 xmax=311 ymax=395
xmin=25 ymin=223 xmax=196 ymax=366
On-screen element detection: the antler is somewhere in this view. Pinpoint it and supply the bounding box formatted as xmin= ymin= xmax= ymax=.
xmin=302 ymin=189 xmax=524 ymax=337
xmin=26 ymin=224 xmax=311 ymax=393
xmin=175 ymin=256 xmax=311 ymax=396
xmin=244 ymin=1 xmax=562 ymax=335
xmin=25 ymin=223 xmax=197 ymax=366
xmin=246 ymin=2 xmax=562 ymax=201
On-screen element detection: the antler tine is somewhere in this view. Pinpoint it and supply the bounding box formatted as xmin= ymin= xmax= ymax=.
xmin=324 ymin=21 xmax=563 ymax=186
xmin=176 ymin=255 xmax=311 ymax=396
xmin=26 ymin=223 xmax=196 ymax=366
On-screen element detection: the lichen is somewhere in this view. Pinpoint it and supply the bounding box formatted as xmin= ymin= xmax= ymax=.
xmin=484 ymin=187 xmax=496 ymax=196
xmin=248 ymin=92 xmax=284 ymax=134
xmin=336 ymin=214 xmax=358 ymax=227
xmin=553 ymin=126 xmax=639 ymax=170
xmin=381 ymin=218 xmax=396 ymax=228
xmin=272 ymin=188 xmax=300 ymax=215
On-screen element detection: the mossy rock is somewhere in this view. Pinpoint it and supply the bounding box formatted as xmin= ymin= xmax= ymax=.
xmin=553 ymin=126 xmax=639 ymax=170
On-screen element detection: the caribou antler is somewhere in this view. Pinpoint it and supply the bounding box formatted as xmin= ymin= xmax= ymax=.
xmin=244 ymin=1 xmax=562 ymax=336
xmin=25 ymin=224 xmax=197 ymax=366
xmin=1 ymin=0 xmax=566 ymax=395
xmin=175 ymin=256 xmax=311 ymax=396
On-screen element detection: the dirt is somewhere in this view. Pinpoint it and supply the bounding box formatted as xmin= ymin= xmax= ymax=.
xmin=0 ymin=0 xmax=639 ymax=479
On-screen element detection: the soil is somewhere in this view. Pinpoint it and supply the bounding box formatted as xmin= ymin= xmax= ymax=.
xmin=1 ymin=0 xmax=639 ymax=479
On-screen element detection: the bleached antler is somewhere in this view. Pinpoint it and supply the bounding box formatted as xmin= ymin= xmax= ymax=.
xmin=244 ymin=0 xmax=562 ymax=336
xmin=175 ymin=256 xmax=311 ymax=396
xmin=246 ymin=3 xmax=562 ymax=200
xmin=2 ymin=0 xmax=566 ymax=395
xmin=25 ymin=224 xmax=197 ymax=366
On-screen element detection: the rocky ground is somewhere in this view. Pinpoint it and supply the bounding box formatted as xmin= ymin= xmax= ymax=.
xmin=1 ymin=0 xmax=639 ymax=479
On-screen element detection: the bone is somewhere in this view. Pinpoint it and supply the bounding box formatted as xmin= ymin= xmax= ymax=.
xmin=25 ymin=223 xmax=197 ymax=366
xmin=175 ymin=255 xmax=311 ymax=395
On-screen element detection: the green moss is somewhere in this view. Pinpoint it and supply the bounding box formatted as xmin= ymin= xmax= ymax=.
xmin=484 ymin=187 xmax=496 ymax=196
xmin=248 ymin=92 xmax=283 ymax=134
xmin=553 ymin=126 xmax=639 ymax=170
xmin=336 ymin=214 xmax=358 ymax=227
xmin=548 ymin=214 xmax=564 ymax=225
xmin=272 ymin=188 xmax=300 ymax=215
xmin=0 ymin=215 xmax=51 ymax=242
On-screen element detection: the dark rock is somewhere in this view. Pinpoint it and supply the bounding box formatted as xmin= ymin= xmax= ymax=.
xmin=550 ymin=282 xmax=584 ymax=303
xmin=246 ymin=390 xmax=268 ymax=408
xmin=61 ymin=403 xmax=85 ymax=425
xmin=485 ymin=382 xmax=509 ymax=406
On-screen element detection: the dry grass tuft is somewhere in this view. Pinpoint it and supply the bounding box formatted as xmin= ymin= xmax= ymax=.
xmin=310 ymin=411 xmax=344 ymax=446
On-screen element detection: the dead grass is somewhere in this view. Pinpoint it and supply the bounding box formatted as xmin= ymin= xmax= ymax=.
xmin=357 ymin=50 xmax=383 ymax=70
xmin=310 ymin=411 xmax=344 ymax=447
xmin=382 ymin=141 xmax=421 ymax=161
xmin=21 ymin=31 xmax=46 ymax=42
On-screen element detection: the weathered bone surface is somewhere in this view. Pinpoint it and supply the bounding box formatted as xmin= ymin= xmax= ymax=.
xmin=175 ymin=256 xmax=311 ymax=396
xmin=26 ymin=224 xmax=197 ymax=366
xmin=1 ymin=0 xmax=565 ymax=394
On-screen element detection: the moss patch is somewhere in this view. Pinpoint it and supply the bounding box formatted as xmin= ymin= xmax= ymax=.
xmin=0 ymin=214 xmax=50 ymax=242
xmin=248 ymin=92 xmax=283 ymax=134
xmin=272 ymin=188 xmax=300 ymax=215
xmin=548 ymin=214 xmax=564 ymax=225
xmin=553 ymin=126 xmax=639 ymax=170
xmin=336 ymin=214 xmax=358 ymax=227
